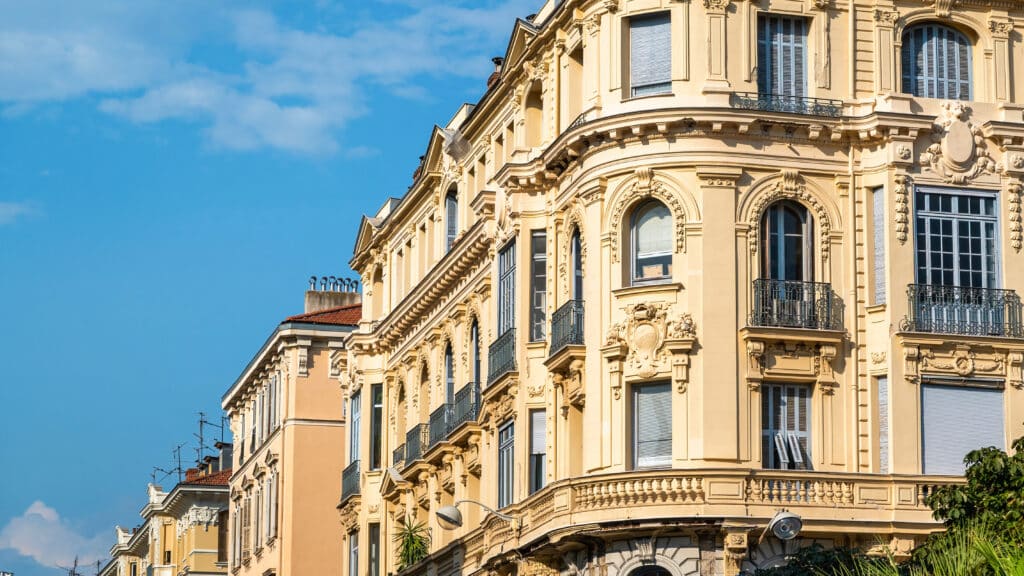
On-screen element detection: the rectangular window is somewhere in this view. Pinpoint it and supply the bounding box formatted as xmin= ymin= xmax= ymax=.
xmin=633 ymin=382 xmax=672 ymax=469
xmin=629 ymin=13 xmax=672 ymax=97
xmin=761 ymin=384 xmax=811 ymax=470
xmin=349 ymin=532 xmax=359 ymax=576
xmin=529 ymin=231 xmax=547 ymax=341
xmin=529 ymin=409 xmax=547 ymax=494
xmin=915 ymin=187 xmax=999 ymax=288
xmin=370 ymin=384 xmax=383 ymax=470
xmin=878 ymin=376 xmax=890 ymax=474
xmin=757 ymin=14 xmax=807 ymax=97
xmin=498 ymin=241 xmax=517 ymax=335
xmin=872 ymin=187 xmax=887 ymax=305
xmin=497 ymin=421 xmax=515 ymax=508
xmin=131 ymin=564 xmax=138 ymax=576
xmin=921 ymin=382 xmax=1004 ymax=475
xmin=164 ymin=551 xmax=171 ymax=565
xmin=349 ymin=391 xmax=361 ymax=465
xmin=446 ymin=193 xmax=459 ymax=251
xmin=368 ymin=523 xmax=381 ymax=576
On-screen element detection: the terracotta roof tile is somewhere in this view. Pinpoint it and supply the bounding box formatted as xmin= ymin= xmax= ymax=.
xmin=283 ymin=304 xmax=361 ymax=326
xmin=183 ymin=469 xmax=232 ymax=486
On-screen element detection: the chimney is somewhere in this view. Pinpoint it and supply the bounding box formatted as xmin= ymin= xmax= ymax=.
xmin=185 ymin=468 xmax=201 ymax=482
xmin=215 ymin=441 xmax=233 ymax=472
xmin=487 ymin=57 xmax=505 ymax=89
xmin=305 ymin=276 xmax=361 ymax=313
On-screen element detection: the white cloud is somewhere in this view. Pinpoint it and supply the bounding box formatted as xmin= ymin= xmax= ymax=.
xmin=0 ymin=0 xmax=538 ymax=154
xmin=0 ymin=201 xmax=34 ymax=226
xmin=0 ymin=501 xmax=108 ymax=567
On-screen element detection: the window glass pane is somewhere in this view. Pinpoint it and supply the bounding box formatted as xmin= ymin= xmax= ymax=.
xmin=498 ymin=241 xmax=516 ymax=334
xmin=634 ymin=382 xmax=671 ymax=468
xmin=632 ymin=201 xmax=672 ymax=283
xmin=630 ymin=13 xmax=672 ymax=96
xmin=902 ymin=24 xmax=972 ymax=99
xmin=371 ymin=384 xmax=383 ymax=470
xmin=529 ymin=410 xmax=546 ymax=493
xmin=350 ymin=391 xmax=361 ymax=465
xmin=757 ymin=14 xmax=807 ymax=96
xmin=761 ymin=384 xmax=812 ymax=470
xmin=530 ymin=231 xmax=547 ymax=341
xmin=498 ymin=421 xmax=514 ymax=507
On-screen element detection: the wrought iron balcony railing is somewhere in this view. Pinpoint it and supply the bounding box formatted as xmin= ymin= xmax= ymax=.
xmin=550 ymin=299 xmax=585 ymax=355
xmin=405 ymin=424 xmax=429 ymax=463
xmin=750 ymin=279 xmax=843 ymax=331
xmin=428 ymin=404 xmax=454 ymax=449
xmin=902 ymin=284 xmax=1023 ymax=338
xmin=488 ymin=329 xmax=517 ymax=384
xmin=392 ymin=443 xmax=405 ymax=468
xmin=341 ymin=459 xmax=361 ymax=501
xmin=732 ymin=92 xmax=844 ymax=117
xmin=452 ymin=382 xmax=481 ymax=430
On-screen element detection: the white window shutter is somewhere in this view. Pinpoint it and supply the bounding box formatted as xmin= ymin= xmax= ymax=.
xmin=635 ymin=383 xmax=672 ymax=468
xmin=630 ymin=13 xmax=672 ymax=96
xmin=921 ymin=384 xmax=1004 ymax=475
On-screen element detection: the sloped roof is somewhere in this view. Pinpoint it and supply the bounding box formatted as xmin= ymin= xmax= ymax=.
xmin=283 ymin=304 xmax=361 ymax=326
xmin=182 ymin=469 xmax=232 ymax=486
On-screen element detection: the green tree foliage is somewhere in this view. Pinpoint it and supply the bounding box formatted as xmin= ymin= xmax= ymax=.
xmin=925 ymin=435 xmax=1024 ymax=529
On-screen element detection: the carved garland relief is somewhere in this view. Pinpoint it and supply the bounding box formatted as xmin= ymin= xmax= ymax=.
xmin=903 ymin=344 xmax=1021 ymax=389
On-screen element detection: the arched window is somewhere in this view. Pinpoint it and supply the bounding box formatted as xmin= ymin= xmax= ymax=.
xmin=763 ymin=201 xmax=812 ymax=281
xmin=628 ymin=566 xmax=672 ymax=576
xmin=445 ymin=189 xmax=459 ymax=251
xmin=419 ymin=365 xmax=430 ymax=421
xmin=630 ymin=200 xmax=672 ymax=285
xmin=901 ymin=24 xmax=972 ymax=100
xmin=571 ymin=228 xmax=583 ymax=300
xmin=470 ymin=320 xmax=480 ymax=384
xmin=444 ymin=344 xmax=455 ymax=405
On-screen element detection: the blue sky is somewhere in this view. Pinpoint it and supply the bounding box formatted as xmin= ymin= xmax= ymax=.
xmin=0 ymin=1 xmax=535 ymax=573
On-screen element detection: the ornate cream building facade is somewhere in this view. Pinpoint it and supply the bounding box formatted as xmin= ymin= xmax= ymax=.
xmin=99 ymin=456 xmax=231 ymax=576
xmin=340 ymin=0 xmax=1024 ymax=575
xmin=222 ymin=282 xmax=360 ymax=576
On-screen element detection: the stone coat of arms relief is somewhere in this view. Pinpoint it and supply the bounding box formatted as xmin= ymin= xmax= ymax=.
xmin=603 ymin=302 xmax=697 ymax=396
xmin=919 ymin=101 xmax=1000 ymax=184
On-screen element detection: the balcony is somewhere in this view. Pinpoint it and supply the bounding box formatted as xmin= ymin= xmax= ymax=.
xmin=550 ymin=300 xmax=584 ymax=356
xmin=487 ymin=329 xmax=516 ymax=384
xmin=749 ymin=279 xmax=843 ymax=331
xmin=428 ymin=404 xmax=454 ymax=449
xmin=732 ymin=92 xmax=844 ymax=117
xmin=341 ymin=459 xmax=360 ymax=502
xmin=452 ymin=382 xmax=481 ymax=429
xmin=903 ymin=284 xmax=1024 ymax=338
xmin=392 ymin=443 xmax=405 ymax=468
xmin=405 ymin=424 xmax=429 ymax=463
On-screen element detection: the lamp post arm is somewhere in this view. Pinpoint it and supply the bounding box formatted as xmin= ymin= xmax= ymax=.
xmin=453 ymin=499 xmax=519 ymax=524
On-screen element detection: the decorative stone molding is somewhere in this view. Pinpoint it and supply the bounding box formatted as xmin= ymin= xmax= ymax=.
xmin=608 ymin=169 xmax=689 ymax=263
xmin=874 ymin=10 xmax=899 ymax=25
xmin=703 ymin=0 xmax=729 ymax=13
xmin=1008 ymin=180 xmax=1023 ymax=253
xmin=338 ymin=497 xmax=361 ymax=532
xmin=1010 ymin=353 xmax=1024 ymax=389
xmin=919 ymin=102 xmax=1000 ymax=184
xmin=989 ymin=19 xmax=1013 ymax=38
xmin=903 ymin=341 xmax=1019 ymax=385
xmin=746 ymin=170 xmax=833 ymax=262
xmin=330 ymin=349 xmax=346 ymax=379
xmin=297 ymin=347 xmax=309 ymax=377
xmin=551 ymin=359 xmax=585 ymax=416
xmin=871 ymin=351 xmax=887 ymax=364
xmin=894 ymin=174 xmax=911 ymax=245
xmin=557 ymin=204 xmax=587 ymax=298
xmin=604 ymin=303 xmax=696 ymax=396
xmin=723 ymin=531 xmax=750 ymax=576
xmin=175 ymin=505 xmax=221 ymax=539
xmin=920 ymin=345 xmax=1005 ymax=377
xmin=923 ymin=0 xmax=956 ymax=18
xmin=745 ymin=339 xmax=840 ymax=392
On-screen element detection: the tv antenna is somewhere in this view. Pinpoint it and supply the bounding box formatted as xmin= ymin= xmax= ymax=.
xmin=150 ymin=442 xmax=186 ymax=484
xmin=193 ymin=412 xmax=227 ymax=465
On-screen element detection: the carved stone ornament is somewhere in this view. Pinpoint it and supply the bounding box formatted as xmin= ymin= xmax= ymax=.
xmin=1008 ymin=180 xmax=1022 ymax=253
xmin=1010 ymin=353 xmax=1024 ymax=390
xmin=175 ymin=505 xmax=221 ymax=539
xmin=919 ymin=102 xmax=1000 ymax=184
xmin=338 ymin=497 xmax=361 ymax=532
xmin=558 ymin=206 xmax=587 ymax=297
xmin=989 ymin=19 xmax=1013 ymax=39
xmin=894 ymin=174 xmax=911 ymax=245
xmin=746 ymin=340 xmax=840 ymax=392
xmin=874 ymin=9 xmax=899 ymax=25
xmin=703 ymin=0 xmax=729 ymax=13
xmin=920 ymin=346 xmax=1006 ymax=378
xmin=871 ymin=351 xmax=887 ymax=364
xmin=605 ymin=303 xmax=697 ymax=396
xmin=724 ymin=531 xmax=750 ymax=575
xmin=924 ymin=0 xmax=956 ymax=18
xmin=608 ymin=168 xmax=687 ymax=263
xmin=748 ymin=170 xmax=832 ymax=262
xmin=551 ymin=359 xmax=586 ymax=416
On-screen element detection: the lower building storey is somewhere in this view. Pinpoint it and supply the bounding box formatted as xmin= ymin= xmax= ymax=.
xmin=387 ymin=469 xmax=956 ymax=576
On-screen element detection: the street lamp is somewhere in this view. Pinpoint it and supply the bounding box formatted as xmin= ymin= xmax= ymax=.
xmin=760 ymin=510 xmax=803 ymax=542
xmin=435 ymin=499 xmax=520 ymax=531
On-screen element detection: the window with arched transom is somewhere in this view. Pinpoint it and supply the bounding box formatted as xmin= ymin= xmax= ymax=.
xmin=630 ymin=200 xmax=673 ymax=286
xmin=901 ymin=23 xmax=972 ymax=100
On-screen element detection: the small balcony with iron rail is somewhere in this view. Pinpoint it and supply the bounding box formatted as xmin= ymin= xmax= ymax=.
xmin=731 ymin=92 xmax=845 ymax=118
xmin=902 ymin=284 xmax=1024 ymax=338
xmin=546 ymin=300 xmax=587 ymax=393
xmin=392 ymin=443 xmax=406 ymax=468
xmin=749 ymin=278 xmax=843 ymax=332
xmin=428 ymin=404 xmax=454 ymax=451
xmin=488 ymin=329 xmax=517 ymax=386
xmin=404 ymin=424 xmax=430 ymax=465
xmin=340 ymin=459 xmax=360 ymax=504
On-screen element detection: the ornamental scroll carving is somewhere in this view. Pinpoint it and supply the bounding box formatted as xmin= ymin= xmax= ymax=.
xmin=608 ymin=168 xmax=687 ymax=263
xmin=1008 ymin=180 xmax=1022 ymax=253
xmin=175 ymin=505 xmax=221 ymax=539
xmin=747 ymin=170 xmax=832 ymax=262
xmin=894 ymin=174 xmax=911 ymax=245
xmin=604 ymin=303 xmax=696 ymax=396
xmin=919 ymin=102 xmax=1000 ymax=184
xmin=551 ymin=359 xmax=585 ymax=416
xmin=904 ymin=343 xmax=1016 ymax=385
xmin=558 ymin=205 xmax=587 ymax=298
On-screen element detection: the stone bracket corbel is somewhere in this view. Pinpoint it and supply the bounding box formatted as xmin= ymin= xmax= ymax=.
xmin=602 ymin=343 xmax=627 ymax=401
xmin=665 ymin=338 xmax=696 ymax=393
